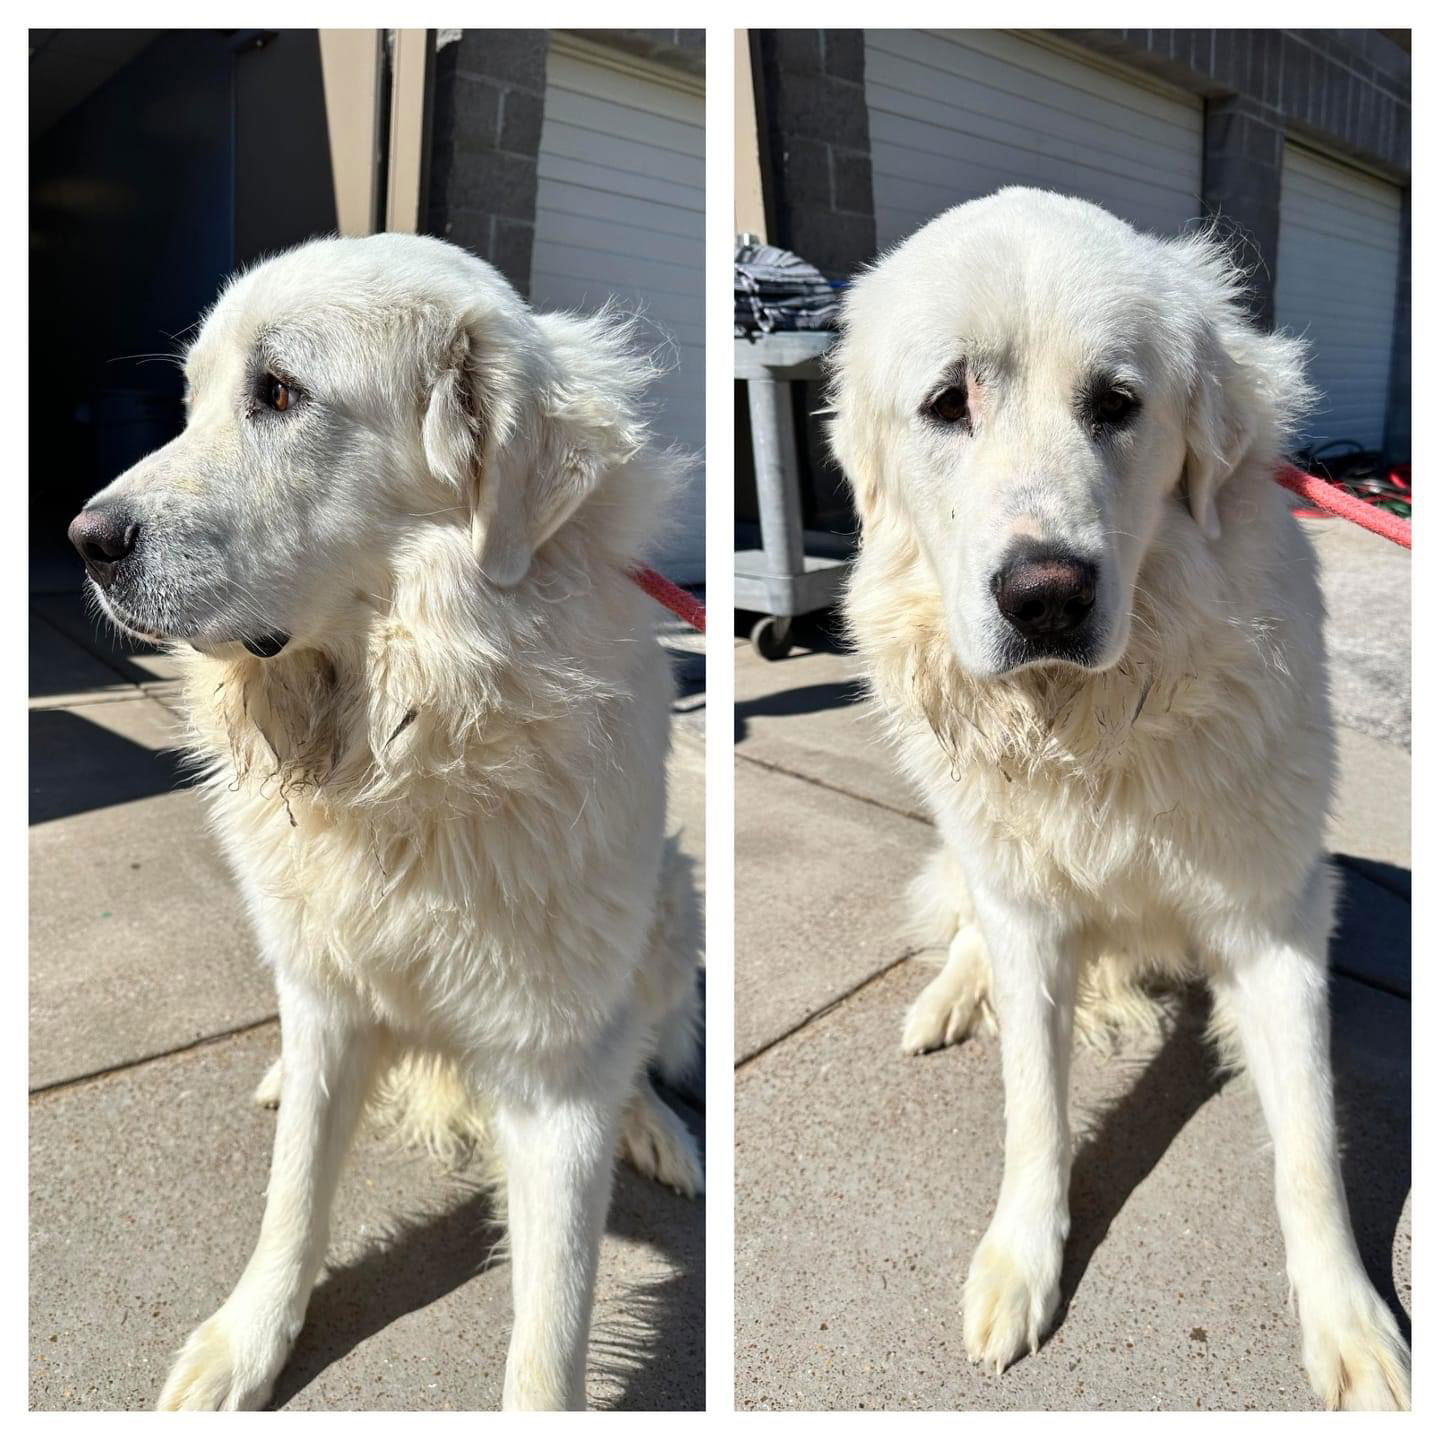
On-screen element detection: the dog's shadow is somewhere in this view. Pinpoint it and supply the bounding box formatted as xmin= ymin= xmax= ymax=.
xmin=1054 ymin=985 xmax=1411 ymax=1344
xmin=269 ymin=1087 xmax=705 ymax=1411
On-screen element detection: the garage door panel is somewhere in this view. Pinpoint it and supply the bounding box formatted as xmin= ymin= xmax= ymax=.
xmin=531 ymin=240 xmax=700 ymax=304
xmin=1282 ymin=208 xmax=1401 ymax=254
xmin=539 ymin=120 xmax=702 ymax=192
xmin=870 ymin=124 xmax=1196 ymax=236
xmin=546 ymin=50 xmax=699 ymax=127
xmin=536 ymin=153 xmax=699 ymax=215
xmin=873 ymin=29 xmax=1195 ymax=131
xmin=532 ymin=177 xmax=702 ymax=240
xmin=869 ymin=140 xmax=1193 ymax=248
xmin=867 ymin=39 xmax=1199 ymax=165
xmin=867 ymin=98 xmax=1199 ymax=199
xmin=532 ymin=208 xmax=700 ymax=269
xmin=531 ymin=42 xmax=704 ymax=581
xmin=866 ymin=29 xmax=1202 ymax=252
xmin=542 ymin=88 xmax=702 ymax=161
xmin=1275 ymin=144 xmax=1401 ymax=452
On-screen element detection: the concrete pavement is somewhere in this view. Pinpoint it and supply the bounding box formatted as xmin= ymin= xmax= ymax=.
xmin=734 ymin=516 xmax=1411 ymax=1410
xmin=29 ymin=568 xmax=706 ymax=1411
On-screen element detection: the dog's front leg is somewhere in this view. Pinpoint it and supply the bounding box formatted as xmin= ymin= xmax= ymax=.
xmin=157 ymin=977 xmax=382 ymax=1410
xmin=963 ymin=885 xmax=1078 ymax=1373
xmin=495 ymin=1085 xmax=626 ymax=1410
xmin=1212 ymin=867 xmax=1410 ymax=1410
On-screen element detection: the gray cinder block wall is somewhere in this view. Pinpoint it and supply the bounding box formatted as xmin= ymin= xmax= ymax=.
xmin=753 ymin=30 xmax=876 ymax=280
xmin=425 ymin=30 xmax=705 ymax=298
xmin=425 ymin=29 xmax=549 ymax=296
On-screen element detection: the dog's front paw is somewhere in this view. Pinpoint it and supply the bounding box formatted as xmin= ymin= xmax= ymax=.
xmin=156 ymin=1308 xmax=293 ymax=1411
xmin=900 ymin=930 xmax=993 ymax=1055
xmin=901 ymin=980 xmax=985 ymax=1054
xmin=962 ymin=1224 xmax=1063 ymax=1374
xmin=1301 ymin=1285 xmax=1410 ymax=1411
xmin=622 ymin=1087 xmax=705 ymax=1197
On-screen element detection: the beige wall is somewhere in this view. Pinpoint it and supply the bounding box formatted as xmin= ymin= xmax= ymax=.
xmin=735 ymin=30 xmax=765 ymax=238
xmin=386 ymin=29 xmax=430 ymax=232
xmin=318 ymin=30 xmax=383 ymax=235
xmin=317 ymin=28 xmax=430 ymax=236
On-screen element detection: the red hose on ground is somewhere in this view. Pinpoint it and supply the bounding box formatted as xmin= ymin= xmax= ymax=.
xmin=630 ymin=565 xmax=707 ymax=633
xmin=1275 ymin=465 xmax=1411 ymax=550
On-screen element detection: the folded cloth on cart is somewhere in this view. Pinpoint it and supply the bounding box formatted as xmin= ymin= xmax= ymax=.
xmin=735 ymin=239 xmax=841 ymax=335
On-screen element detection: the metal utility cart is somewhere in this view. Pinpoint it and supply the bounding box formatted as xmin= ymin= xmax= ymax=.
xmin=734 ymin=331 xmax=848 ymax=658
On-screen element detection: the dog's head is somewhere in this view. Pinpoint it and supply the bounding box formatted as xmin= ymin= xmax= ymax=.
xmin=68 ymin=233 xmax=655 ymax=658
xmin=830 ymin=187 xmax=1310 ymax=678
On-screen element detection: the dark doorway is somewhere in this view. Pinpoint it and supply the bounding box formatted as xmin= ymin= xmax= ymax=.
xmin=30 ymin=29 xmax=339 ymax=554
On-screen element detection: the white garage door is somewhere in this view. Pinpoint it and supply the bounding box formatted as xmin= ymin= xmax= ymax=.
xmin=530 ymin=40 xmax=705 ymax=583
xmin=1275 ymin=144 xmax=1402 ymax=453
xmin=865 ymin=30 xmax=1203 ymax=253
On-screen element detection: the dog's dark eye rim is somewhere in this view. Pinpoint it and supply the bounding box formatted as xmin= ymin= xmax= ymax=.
xmin=924 ymin=378 xmax=972 ymax=428
xmin=1085 ymin=382 xmax=1141 ymax=430
xmin=255 ymin=370 xmax=303 ymax=414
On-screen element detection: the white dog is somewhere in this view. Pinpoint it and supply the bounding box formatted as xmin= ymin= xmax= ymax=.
xmin=830 ymin=188 xmax=1409 ymax=1410
xmin=68 ymin=233 xmax=703 ymax=1410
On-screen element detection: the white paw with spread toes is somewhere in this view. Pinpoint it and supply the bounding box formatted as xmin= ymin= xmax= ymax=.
xmin=901 ymin=980 xmax=987 ymax=1055
xmin=621 ymin=1089 xmax=705 ymax=1197
xmin=901 ymin=929 xmax=993 ymax=1055
xmin=962 ymin=1226 xmax=1063 ymax=1374
xmin=156 ymin=1306 xmax=295 ymax=1411
xmin=1300 ymin=1286 xmax=1411 ymax=1411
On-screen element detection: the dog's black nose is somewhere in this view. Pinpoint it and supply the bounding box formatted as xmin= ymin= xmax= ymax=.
xmin=993 ymin=551 xmax=1097 ymax=640
xmin=68 ymin=508 xmax=139 ymax=589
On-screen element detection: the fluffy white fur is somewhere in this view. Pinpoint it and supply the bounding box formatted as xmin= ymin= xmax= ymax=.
xmin=74 ymin=233 xmax=702 ymax=1411
xmin=831 ymin=189 xmax=1409 ymax=1410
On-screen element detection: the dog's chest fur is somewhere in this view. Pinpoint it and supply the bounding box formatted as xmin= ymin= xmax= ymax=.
xmin=849 ymin=520 xmax=1331 ymax=939
xmin=176 ymin=625 xmax=669 ymax=1063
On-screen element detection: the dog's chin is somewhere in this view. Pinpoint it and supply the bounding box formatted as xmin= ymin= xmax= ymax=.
xmin=996 ymin=632 xmax=1104 ymax=675
xmin=958 ymin=617 xmax=1122 ymax=679
xmin=91 ymin=587 xmax=291 ymax=661
xmin=88 ymin=587 xmax=170 ymax=647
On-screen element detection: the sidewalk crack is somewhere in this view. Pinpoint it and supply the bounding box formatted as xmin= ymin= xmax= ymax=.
xmin=736 ymin=750 xmax=929 ymax=826
xmin=29 ymin=1016 xmax=279 ymax=1100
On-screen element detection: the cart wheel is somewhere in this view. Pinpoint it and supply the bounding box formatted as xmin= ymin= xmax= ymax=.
xmin=750 ymin=615 xmax=794 ymax=661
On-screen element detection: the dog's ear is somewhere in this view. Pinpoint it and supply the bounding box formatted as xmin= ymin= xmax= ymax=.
xmin=424 ymin=308 xmax=652 ymax=585
xmin=827 ymin=337 xmax=901 ymax=539
xmin=1172 ymin=233 xmax=1313 ymax=541
xmin=422 ymin=325 xmax=533 ymax=586
xmin=1180 ymin=339 xmax=1247 ymax=543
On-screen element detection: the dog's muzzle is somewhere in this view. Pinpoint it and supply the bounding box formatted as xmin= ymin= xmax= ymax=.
xmin=68 ymin=506 xmax=139 ymax=590
xmin=991 ymin=542 xmax=1100 ymax=666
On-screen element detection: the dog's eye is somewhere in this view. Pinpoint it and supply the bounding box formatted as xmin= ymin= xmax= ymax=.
xmin=1091 ymin=387 xmax=1139 ymax=428
xmin=929 ymin=385 xmax=969 ymax=425
xmin=266 ymin=376 xmax=292 ymax=412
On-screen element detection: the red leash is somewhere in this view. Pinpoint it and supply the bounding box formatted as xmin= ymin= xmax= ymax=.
xmin=630 ymin=565 xmax=706 ymax=633
xmin=1276 ymin=464 xmax=1411 ymax=550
